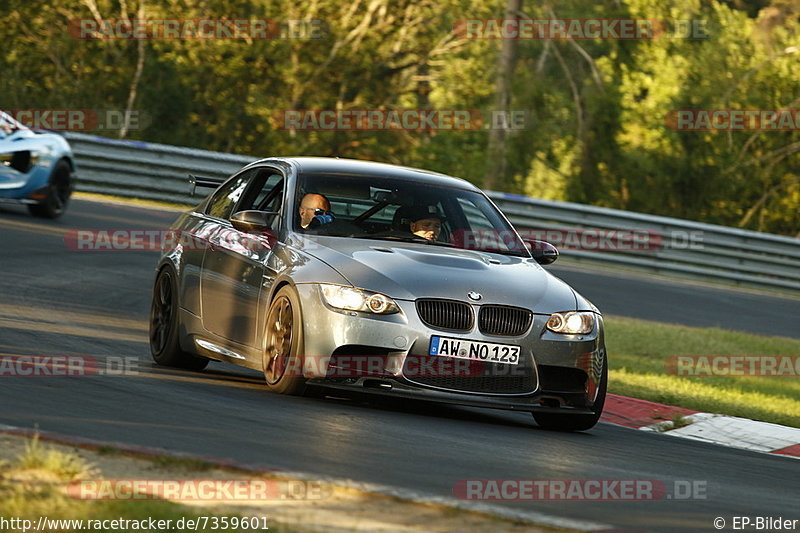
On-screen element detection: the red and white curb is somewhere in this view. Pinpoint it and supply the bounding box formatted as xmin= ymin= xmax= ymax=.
xmin=602 ymin=394 xmax=800 ymax=459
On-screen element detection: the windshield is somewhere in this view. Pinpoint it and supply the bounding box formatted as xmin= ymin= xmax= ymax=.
xmin=0 ymin=111 xmax=26 ymax=137
xmin=293 ymin=173 xmax=529 ymax=257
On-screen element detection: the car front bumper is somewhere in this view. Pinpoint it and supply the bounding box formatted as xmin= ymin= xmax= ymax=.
xmin=295 ymin=283 xmax=606 ymax=414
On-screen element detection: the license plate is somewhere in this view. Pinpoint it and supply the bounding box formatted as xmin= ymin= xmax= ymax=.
xmin=429 ymin=336 xmax=520 ymax=365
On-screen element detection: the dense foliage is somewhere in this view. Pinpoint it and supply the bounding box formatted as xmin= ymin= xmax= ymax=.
xmin=2 ymin=0 xmax=798 ymax=235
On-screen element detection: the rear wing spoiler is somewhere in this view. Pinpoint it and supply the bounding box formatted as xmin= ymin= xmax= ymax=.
xmin=188 ymin=174 xmax=224 ymax=196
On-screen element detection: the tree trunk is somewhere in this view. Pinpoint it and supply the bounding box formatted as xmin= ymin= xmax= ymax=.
xmin=484 ymin=0 xmax=522 ymax=190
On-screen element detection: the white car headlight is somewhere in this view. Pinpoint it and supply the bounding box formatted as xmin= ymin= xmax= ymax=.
xmin=319 ymin=284 xmax=399 ymax=315
xmin=546 ymin=311 xmax=595 ymax=334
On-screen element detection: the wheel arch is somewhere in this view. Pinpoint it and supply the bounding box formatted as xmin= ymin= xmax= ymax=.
xmin=48 ymin=156 xmax=75 ymax=197
xmin=153 ymin=259 xmax=183 ymax=310
xmin=259 ymin=279 xmax=303 ymax=355
xmin=60 ymin=155 xmax=76 ymax=173
xmin=53 ymin=156 xmax=75 ymax=181
xmin=268 ymin=279 xmax=294 ymax=306
xmin=155 ymin=257 xmax=180 ymax=277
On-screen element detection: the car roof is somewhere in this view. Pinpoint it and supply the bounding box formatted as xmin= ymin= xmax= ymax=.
xmin=247 ymin=157 xmax=479 ymax=191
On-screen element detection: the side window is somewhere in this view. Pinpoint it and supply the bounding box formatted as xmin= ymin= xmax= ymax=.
xmin=238 ymin=170 xmax=283 ymax=212
xmin=206 ymin=172 xmax=251 ymax=219
xmin=233 ymin=169 xmax=285 ymax=232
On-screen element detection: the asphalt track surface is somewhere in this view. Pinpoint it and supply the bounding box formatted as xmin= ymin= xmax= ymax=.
xmin=1 ymin=198 xmax=798 ymax=532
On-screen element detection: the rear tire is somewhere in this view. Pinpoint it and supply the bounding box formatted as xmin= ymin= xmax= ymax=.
xmin=262 ymin=286 xmax=307 ymax=395
xmin=149 ymin=268 xmax=209 ymax=371
xmin=533 ymin=354 xmax=607 ymax=432
xmin=28 ymin=159 xmax=72 ymax=219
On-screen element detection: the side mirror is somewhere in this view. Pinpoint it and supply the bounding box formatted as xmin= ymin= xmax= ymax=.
xmin=230 ymin=210 xmax=279 ymax=232
xmin=525 ymin=239 xmax=559 ymax=265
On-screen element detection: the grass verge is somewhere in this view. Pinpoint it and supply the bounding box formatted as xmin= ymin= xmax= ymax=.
xmin=0 ymin=433 xmax=566 ymax=533
xmin=604 ymin=315 xmax=800 ymax=428
xmin=0 ymin=435 xmax=294 ymax=533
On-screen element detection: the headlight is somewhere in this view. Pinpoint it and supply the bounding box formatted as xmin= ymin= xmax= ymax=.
xmin=546 ymin=311 xmax=595 ymax=334
xmin=319 ymin=284 xmax=399 ymax=315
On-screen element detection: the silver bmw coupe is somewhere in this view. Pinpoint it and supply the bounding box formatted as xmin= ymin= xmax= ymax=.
xmin=149 ymin=157 xmax=607 ymax=431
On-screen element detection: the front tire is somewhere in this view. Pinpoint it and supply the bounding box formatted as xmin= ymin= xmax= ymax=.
xmin=533 ymin=354 xmax=608 ymax=432
xmin=28 ymin=159 xmax=72 ymax=219
xmin=262 ymin=286 xmax=307 ymax=395
xmin=149 ymin=268 xmax=209 ymax=370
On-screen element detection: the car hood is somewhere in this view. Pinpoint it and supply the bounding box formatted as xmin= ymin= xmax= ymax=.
xmin=298 ymin=236 xmax=578 ymax=313
xmin=0 ymin=130 xmax=69 ymax=153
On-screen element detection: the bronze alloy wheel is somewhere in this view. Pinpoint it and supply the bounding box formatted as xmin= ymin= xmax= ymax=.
xmin=264 ymin=295 xmax=293 ymax=384
xmin=262 ymin=286 xmax=306 ymax=395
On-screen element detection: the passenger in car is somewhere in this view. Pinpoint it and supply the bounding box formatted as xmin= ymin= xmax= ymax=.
xmin=408 ymin=205 xmax=445 ymax=241
xmin=298 ymin=193 xmax=332 ymax=229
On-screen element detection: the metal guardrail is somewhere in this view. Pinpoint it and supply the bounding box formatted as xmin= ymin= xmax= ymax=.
xmin=65 ymin=132 xmax=800 ymax=293
xmin=489 ymin=193 xmax=800 ymax=292
xmin=65 ymin=132 xmax=255 ymax=205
